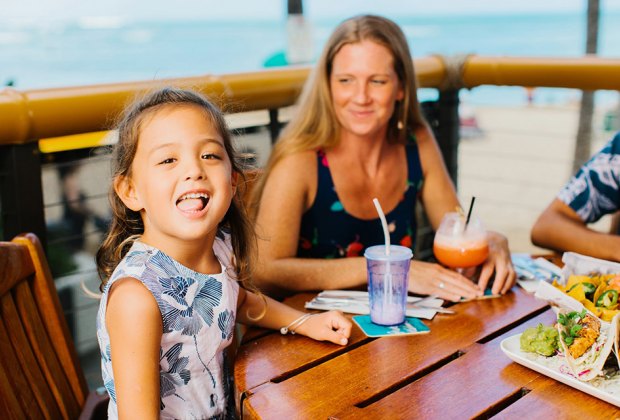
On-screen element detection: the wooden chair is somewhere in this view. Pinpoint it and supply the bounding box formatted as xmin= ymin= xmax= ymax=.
xmin=0 ymin=233 xmax=108 ymax=419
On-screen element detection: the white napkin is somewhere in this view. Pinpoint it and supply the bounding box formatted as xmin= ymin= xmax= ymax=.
xmin=304 ymin=290 xmax=445 ymax=320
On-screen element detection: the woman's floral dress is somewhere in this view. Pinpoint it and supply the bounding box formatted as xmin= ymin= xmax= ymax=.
xmin=297 ymin=137 xmax=423 ymax=259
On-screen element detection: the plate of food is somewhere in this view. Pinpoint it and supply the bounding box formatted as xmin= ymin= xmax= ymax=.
xmin=501 ymin=312 xmax=620 ymax=407
xmin=534 ymin=251 xmax=620 ymax=323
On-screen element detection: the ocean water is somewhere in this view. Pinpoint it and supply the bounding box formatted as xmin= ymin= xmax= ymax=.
xmin=1 ymin=11 xmax=619 ymax=105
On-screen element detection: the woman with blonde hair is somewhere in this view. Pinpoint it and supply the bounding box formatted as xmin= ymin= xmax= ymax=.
xmin=252 ymin=15 xmax=515 ymax=301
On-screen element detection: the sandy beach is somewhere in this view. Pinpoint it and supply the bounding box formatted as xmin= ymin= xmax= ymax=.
xmin=459 ymin=102 xmax=616 ymax=254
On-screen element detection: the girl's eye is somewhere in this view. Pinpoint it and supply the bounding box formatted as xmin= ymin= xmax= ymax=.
xmin=158 ymin=158 xmax=176 ymax=165
xmin=202 ymin=153 xmax=221 ymax=160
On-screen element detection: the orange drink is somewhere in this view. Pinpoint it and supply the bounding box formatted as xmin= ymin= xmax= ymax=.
xmin=433 ymin=212 xmax=489 ymax=271
xmin=433 ymin=239 xmax=489 ymax=268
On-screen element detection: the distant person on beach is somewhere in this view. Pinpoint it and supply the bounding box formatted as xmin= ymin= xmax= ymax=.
xmin=525 ymin=87 xmax=535 ymax=105
xmin=251 ymin=15 xmax=516 ymax=301
xmin=532 ymin=132 xmax=620 ymax=261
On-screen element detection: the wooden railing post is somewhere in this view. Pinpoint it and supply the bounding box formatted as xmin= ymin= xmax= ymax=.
xmin=436 ymin=89 xmax=461 ymax=188
xmin=268 ymin=108 xmax=281 ymax=144
xmin=0 ymin=143 xmax=47 ymax=245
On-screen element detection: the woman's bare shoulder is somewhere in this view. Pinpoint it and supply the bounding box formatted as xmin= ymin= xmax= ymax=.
xmin=274 ymin=149 xmax=317 ymax=170
xmin=413 ymin=125 xmax=435 ymax=147
xmin=262 ymin=149 xmax=318 ymax=213
xmin=269 ymin=149 xmax=318 ymax=183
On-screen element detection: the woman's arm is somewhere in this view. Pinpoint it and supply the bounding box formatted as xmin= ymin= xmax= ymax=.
xmin=106 ymin=278 xmax=162 ymax=419
xmin=415 ymin=127 xmax=460 ymax=229
xmin=416 ymin=128 xmax=515 ymax=295
xmin=254 ymin=151 xmax=367 ymax=295
xmin=532 ymin=198 xmax=620 ymax=262
xmin=236 ymin=288 xmax=351 ymax=345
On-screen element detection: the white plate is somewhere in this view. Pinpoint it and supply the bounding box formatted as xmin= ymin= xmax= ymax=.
xmin=500 ymin=333 xmax=620 ymax=407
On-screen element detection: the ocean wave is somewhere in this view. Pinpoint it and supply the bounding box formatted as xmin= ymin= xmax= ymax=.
xmin=122 ymin=29 xmax=153 ymax=44
xmin=0 ymin=31 xmax=31 ymax=45
xmin=401 ymin=24 xmax=441 ymax=38
xmin=77 ymin=16 xmax=127 ymax=30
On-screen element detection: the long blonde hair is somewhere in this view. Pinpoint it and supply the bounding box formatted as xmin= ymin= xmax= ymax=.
xmin=251 ymin=15 xmax=429 ymax=212
xmin=96 ymin=87 xmax=259 ymax=298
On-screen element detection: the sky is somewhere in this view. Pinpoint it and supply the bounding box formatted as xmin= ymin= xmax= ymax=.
xmin=2 ymin=0 xmax=619 ymax=22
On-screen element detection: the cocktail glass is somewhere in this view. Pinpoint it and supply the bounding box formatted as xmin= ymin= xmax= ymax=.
xmin=433 ymin=212 xmax=489 ymax=274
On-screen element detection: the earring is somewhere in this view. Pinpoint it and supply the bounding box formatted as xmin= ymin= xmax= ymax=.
xmin=397 ymin=120 xmax=404 ymax=130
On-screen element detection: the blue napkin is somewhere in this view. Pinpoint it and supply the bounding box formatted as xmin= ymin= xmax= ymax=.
xmin=353 ymin=315 xmax=430 ymax=337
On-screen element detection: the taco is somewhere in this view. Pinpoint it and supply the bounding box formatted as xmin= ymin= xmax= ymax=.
xmin=556 ymin=309 xmax=617 ymax=381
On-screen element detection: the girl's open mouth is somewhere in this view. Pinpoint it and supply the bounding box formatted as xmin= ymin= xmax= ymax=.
xmin=176 ymin=192 xmax=210 ymax=212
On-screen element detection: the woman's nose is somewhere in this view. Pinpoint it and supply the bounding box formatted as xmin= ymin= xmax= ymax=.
xmin=353 ymin=83 xmax=370 ymax=104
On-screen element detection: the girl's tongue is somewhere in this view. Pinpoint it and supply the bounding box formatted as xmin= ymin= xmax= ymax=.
xmin=177 ymin=197 xmax=207 ymax=212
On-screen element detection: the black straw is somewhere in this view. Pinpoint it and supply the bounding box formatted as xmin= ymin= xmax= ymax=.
xmin=464 ymin=196 xmax=476 ymax=228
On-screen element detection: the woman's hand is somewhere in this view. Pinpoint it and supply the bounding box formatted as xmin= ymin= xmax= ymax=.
xmin=477 ymin=230 xmax=516 ymax=295
xmin=408 ymin=260 xmax=482 ymax=302
xmin=295 ymin=311 xmax=352 ymax=346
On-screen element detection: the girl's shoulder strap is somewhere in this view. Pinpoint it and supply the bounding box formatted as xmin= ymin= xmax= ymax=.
xmin=214 ymin=230 xmax=237 ymax=281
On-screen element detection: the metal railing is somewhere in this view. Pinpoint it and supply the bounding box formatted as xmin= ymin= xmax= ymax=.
xmin=2 ymin=55 xmax=620 ymax=243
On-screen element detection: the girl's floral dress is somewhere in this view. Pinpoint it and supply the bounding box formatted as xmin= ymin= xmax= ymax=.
xmin=97 ymin=233 xmax=238 ymax=419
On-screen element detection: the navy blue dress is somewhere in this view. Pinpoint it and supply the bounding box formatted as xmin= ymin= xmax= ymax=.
xmin=297 ymin=137 xmax=424 ymax=259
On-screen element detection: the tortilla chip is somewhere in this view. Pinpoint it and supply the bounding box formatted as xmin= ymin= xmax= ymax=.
xmin=553 ymin=279 xmax=567 ymax=292
xmin=567 ymin=284 xmax=586 ymax=302
xmin=593 ymin=281 xmax=609 ymax=306
xmin=566 ymin=275 xmax=595 ymax=290
xmin=582 ymin=300 xmax=603 ymax=318
xmin=600 ymin=308 xmax=620 ymax=322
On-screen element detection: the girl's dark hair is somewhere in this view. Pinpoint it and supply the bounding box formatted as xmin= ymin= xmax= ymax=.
xmin=96 ymin=87 xmax=257 ymax=294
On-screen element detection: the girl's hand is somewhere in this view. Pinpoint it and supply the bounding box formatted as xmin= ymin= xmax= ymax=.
xmin=477 ymin=231 xmax=516 ymax=295
xmin=294 ymin=311 xmax=352 ymax=346
xmin=408 ymin=260 xmax=482 ymax=302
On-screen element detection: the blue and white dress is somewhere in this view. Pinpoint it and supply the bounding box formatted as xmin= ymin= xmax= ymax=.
xmin=558 ymin=132 xmax=620 ymax=223
xmin=96 ymin=232 xmax=239 ymax=419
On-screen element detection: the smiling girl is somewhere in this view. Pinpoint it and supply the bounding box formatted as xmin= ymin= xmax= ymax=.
xmin=95 ymin=87 xmax=351 ymax=419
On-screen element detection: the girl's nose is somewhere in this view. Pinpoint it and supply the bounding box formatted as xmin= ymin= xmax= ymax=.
xmin=184 ymin=159 xmax=205 ymax=180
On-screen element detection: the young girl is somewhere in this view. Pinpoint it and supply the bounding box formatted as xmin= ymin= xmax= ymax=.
xmin=95 ymin=87 xmax=352 ymax=419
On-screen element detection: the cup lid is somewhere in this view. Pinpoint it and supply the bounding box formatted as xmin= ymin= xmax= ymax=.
xmin=364 ymin=245 xmax=413 ymax=261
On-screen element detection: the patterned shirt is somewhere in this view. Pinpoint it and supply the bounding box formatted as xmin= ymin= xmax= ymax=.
xmin=297 ymin=137 xmax=423 ymax=259
xmin=558 ymin=132 xmax=620 ymax=223
xmin=97 ymin=232 xmax=239 ymax=419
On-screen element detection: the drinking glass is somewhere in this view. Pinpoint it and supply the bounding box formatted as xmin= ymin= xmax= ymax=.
xmin=433 ymin=212 xmax=489 ymax=273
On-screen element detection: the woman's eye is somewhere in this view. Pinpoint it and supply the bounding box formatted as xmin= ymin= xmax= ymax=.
xmin=338 ymin=78 xmax=352 ymax=84
xmin=371 ymin=79 xmax=387 ymax=85
xmin=202 ymin=153 xmax=221 ymax=160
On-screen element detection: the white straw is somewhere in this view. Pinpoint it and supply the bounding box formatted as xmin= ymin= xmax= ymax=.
xmin=372 ymin=198 xmax=391 ymax=256
xmin=373 ymin=198 xmax=393 ymax=308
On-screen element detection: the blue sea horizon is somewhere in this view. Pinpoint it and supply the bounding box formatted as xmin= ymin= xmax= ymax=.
xmin=1 ymin=11 xmax=619 ymax=106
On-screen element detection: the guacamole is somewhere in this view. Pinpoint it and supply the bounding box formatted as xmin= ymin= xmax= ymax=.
xmin=520 ymin=323 xmax=559 ymax=357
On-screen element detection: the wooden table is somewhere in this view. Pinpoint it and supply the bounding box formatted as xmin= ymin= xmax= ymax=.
xmin=234 ymin=287 xmax=620 ymax=419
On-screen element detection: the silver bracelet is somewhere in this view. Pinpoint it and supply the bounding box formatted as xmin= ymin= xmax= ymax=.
xmin=280 ymin=313 xmax=313 ymax=335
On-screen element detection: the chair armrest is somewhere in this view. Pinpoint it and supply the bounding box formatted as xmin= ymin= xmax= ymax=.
xmin=79 ymin=388 xmax=109 ymax=420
